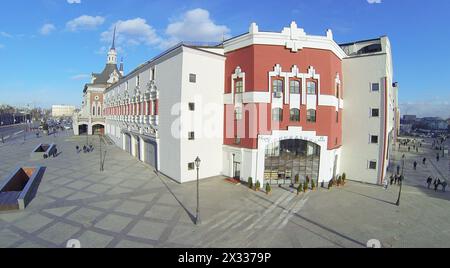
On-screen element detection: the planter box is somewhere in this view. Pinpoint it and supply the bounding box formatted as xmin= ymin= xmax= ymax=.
xmin=0 ymin=167 xmax=46 ymax=211
xmin=30 ymin=144 xmax=57 ymax=160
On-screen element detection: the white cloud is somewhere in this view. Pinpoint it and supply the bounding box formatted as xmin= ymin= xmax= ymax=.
xmin=0 ymin=31 xmax=13 ymax=38
xmin=66 ymin=15 xmax=105 ymax=32
xmin=40 ymin=24 xmax=56 ymax=35
xmin=67 ymin=0 xmax=81 ymax=4
xmin=400 ymin=98 xmax=450 ymax=119
xmin=100 ymin=18 xmax=161 ymax=48
xmin=70 ymin=74 xmax=90 ymax=80
xmin=165 ymin=8 xmax=230 ymax=44
xmin=367 ymin=0 xmax=382 ymax=4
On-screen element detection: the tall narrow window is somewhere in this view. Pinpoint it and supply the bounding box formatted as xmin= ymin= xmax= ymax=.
xmin=307 ymin=109 xmax=316 ymax=123
xmin=235 ymin=80 xmax=243 ymax=93
xmin=336 ymin=84 xmax=340 ymax=98
xmin=93 ymin=106 xmax=96 ymax=116
xmin=272 ymin=108 xmax=283 ymax=121
xmin=272 ymin=79 xmax=283 ymax=93
xmin=290 ymin=80 xmax=300 ymax=94
xmin=290 ymin=109 xmax=300 ymax=122
xmin=151 ymin=68 xmax=155 ymax=80
xmin=98 ymin=107 xmax=101 ymax=116
xmin=307 ymin=81 xmax=317 ymax=95
xmin=235 ymin=107 xmax=243 ymax=121
xmin=136 ymin=75 xmax=140 ymax=86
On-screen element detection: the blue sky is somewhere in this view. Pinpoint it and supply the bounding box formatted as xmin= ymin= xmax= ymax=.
xmin=0 ymin=0 xmax=449 ymax=117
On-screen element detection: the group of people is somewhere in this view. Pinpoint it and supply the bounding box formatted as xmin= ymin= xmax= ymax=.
xmin=76 ymin=144 xmax=94 ymax=154
xmin=426 ymin=177 xmax=448 ymax=192
xmin=399 ymin=138 xmax=423 ymax=153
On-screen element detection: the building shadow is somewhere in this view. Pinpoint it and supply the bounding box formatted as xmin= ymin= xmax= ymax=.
xmin=251 ymin=192 xmax=366 ymax=247
xmin=154 ymin=170 xmax=197 ymax=224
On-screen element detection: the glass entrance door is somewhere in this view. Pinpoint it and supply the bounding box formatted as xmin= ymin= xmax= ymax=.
xmin=233 ymin=162 xmax=241 ymax=180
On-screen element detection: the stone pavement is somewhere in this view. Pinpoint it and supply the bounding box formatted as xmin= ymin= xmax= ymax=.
xmin=1 ymin=133 xmax=450 ymax=248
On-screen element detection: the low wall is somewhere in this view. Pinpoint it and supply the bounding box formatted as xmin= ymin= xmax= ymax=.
xmin=30 ymin=144 xmax=57 ymax=160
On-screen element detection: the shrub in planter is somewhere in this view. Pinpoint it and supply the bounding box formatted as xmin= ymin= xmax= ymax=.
xmin=248 ymin=177 xmax=253 ymax=189
xmin=266 ymin=183 xmax=272 ymax=195
xmin=311 ymin=179 xmax=316 ymax=190
xmin=303 ymin=182 xmax=309 ymax=192
xmin=297 ymin=183 xmax=303 ymax=195
xmin=255 ymin=181 xmax=261 ymax=191
xmin=294 ymin=174 xmax=300 ymax=184
xmin=342 ymin=173 xmax=347 ymax=185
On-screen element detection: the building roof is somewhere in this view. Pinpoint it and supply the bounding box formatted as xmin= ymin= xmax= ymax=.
xmin=92 ymin=63 xmax=122 ymax=85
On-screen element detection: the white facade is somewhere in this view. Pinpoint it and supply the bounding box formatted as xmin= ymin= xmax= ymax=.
xmin=340 ymin=37 xmax=398 ymax=184
xmin=52 ymin=105 xmax=75 ymax=118
xmin=104 ymin=45 xmax=225 ymax=183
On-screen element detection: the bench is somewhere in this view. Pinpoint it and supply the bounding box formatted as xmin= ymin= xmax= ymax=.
xmin=0 ymin=167 xmax=46 ymax=211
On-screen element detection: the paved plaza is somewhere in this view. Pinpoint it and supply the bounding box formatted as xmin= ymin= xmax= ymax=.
xmin=0 ymin=133 xmax=450 ymax=248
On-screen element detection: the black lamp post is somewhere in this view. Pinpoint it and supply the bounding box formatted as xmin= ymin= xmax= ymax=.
xmin=195 ymin=156 xmax=201 ymax=225
xmin=396 ymin=154 xmax=405 ymax=206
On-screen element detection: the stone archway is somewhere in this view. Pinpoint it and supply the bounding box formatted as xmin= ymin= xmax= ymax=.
xmin=78 ymin=124 xmax=88 ymax=135
xmin=92 ymin=124 xmax=105 ymax=135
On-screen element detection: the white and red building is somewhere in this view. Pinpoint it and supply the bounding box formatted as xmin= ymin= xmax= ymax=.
xmin=102 ymin=22 xmax=399 ymax=186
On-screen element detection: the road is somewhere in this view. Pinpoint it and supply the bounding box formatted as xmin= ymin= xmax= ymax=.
xmin=0 ymin=123 xmax=39 ymax=144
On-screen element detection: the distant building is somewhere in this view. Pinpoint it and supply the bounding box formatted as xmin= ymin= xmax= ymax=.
xmin=73 ymin=26 xmax=123 ymax=135
xmin=52 ymin=105 xmax=76 ymax=118
xmin=403 ymin=115 xmax=417 ymax=122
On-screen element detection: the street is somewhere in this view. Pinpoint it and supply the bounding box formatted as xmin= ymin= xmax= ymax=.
xmin=0 ymin=123 xmax=40 ymax=145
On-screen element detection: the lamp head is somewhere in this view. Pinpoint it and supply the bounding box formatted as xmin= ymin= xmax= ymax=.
xmin=195 ymin=157 xmax=201 ymax=168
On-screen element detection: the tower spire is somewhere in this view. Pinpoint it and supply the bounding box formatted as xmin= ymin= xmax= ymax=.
xmin=111 ymin=25 xmax=116 ymax=50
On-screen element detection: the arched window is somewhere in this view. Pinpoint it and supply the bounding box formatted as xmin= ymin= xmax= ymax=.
xmin=92 ymin=106 xmax=96 ymax=116
xmin=235 ymin=80 xmax=243 ymax=93
xmin=307 ymin=109 xmax=316 ymax=123
xmin=290 ymin=80 xmax=300 ymax=94
xmin=272 ymin=108 xmax=283 ymax=121
xmin=272 ymin=79 xmax=283 ymax=93
xmin=336 ymin=84 xmax=340 ymax=99
xmin=307 ymin=81 xmax=317 ymax=95
xmin=98 ymin=107 xmax=101 ymax=116
xmin=290 ymin=109 xmax=300 ymax=122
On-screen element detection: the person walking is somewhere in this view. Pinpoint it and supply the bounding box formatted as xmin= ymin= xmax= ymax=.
xmin=427 ymin=177 xmax=433 ymax=189
xmin=76 ymin=145 xmax=79 ymax=154
xmin=437 ymin=154 xmax=440 ymax=162
xmin=442 ymin=181 xmax=448 ymax=192
xmin=408 ymin=146 xmax=411 ymax=152
xmin=423 ymin=158 xmax=427 ymax=165
xmin=434 ymin=179 xmax=440 ymax=192
xmin=390 ymin=175 xmax=394 ymax=185
xmin=397 ymin=165 xmax=401 ymax=175
xmin=394 ymin=174 xmax=398 ymax=185
xmin=413 ymin=161 xmax=418 ymax=170
xmin=383 ymin=178 xmax=389 ymax=191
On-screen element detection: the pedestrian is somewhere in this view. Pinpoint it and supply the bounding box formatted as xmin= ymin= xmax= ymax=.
xmin=408 ymin=147 xmax=411 ymax=152
xmin=427 ymin=177 xmax=433 ymax=189
xmin=390 ymin=175 xmax=394 ymax=185
xmin=434 ymin=179 xmax=440 ymax=192
xmin=394 ymin=174 xmax=398 ymax=185
xmin=437 ymin=154 xmax=440 ymax=162
xmin=414 ymin=161 xmax=418 ymax=170
xmin=423 ymin=158 xmax=427 ymax=165
xmin=383 ymin=179 xmax=389 ymax=191
xmin=416 ymin=147 xmax=419 ymax=153
xmin=397 ymin=165 xmax=401 ymax=175
xmin=442 ymin=181 xmax=448 ymax=192
xmin=83 ymin=145 xmax=87 ymax=153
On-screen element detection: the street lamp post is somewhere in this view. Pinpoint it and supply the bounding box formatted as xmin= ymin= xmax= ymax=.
xmin=195 ymin=156 xmax=201 ymax=225
xmin=396 ymin=154 xmax=405 ymax=206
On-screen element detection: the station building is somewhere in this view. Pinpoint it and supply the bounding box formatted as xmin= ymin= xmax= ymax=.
xmin=101 ymin=22 xmax=399 ymax=185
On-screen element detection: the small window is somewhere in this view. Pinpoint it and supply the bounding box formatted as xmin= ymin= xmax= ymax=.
xmin=290 ymin=109 xmax=300 ymax=122
xmin=189 ymin=103 xmax=195 ymax=111
xmin=307 ymin=109 xmax=316 ymax=123
xmin=272 ymin=108 xmax=283 ymax=121
xmin=370 ymin=135 xmax=379 ymax=144
xmin=272 ymin=79 xmax=283 ymax=93
xmin=369 ymin=161 xmax=377 ymax=170
xmin=371 ymin=83 xmax=380 ymax=92
xmin=290 ymin=80 xmax=300 ymax=94
xmin=189 ymin=74 xmax=197 ymax=83
xmin=371 ymin=108 xmax=380 ymax=117
xmin=188 ymin=163 xmax=195 ymax=170
xmin=188 ymin=132 xmax=195 ymax=140
xmin=235 ymin=80 xmax=243 ymax=93
xmin=307 ymin=81 xmax=316 ymax=95
xmin=235 ymin=107 xmax=242 ymax=121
